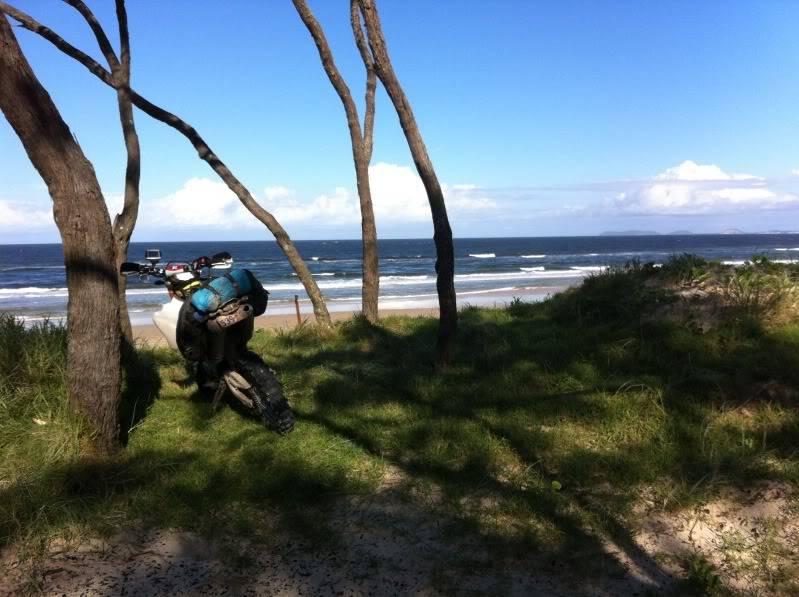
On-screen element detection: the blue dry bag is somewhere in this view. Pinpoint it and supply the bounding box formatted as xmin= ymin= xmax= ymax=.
xmin=190 ymin=269 xmax=254 ymax=314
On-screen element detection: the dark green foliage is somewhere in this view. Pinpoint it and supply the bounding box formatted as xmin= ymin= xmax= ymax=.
xmin=659 ymin=253 xmax=712 ymax=285
xmin=550 ymin=259 xmax=669 ymax=324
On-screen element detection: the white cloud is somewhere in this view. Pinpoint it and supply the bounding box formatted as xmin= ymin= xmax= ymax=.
xmin=264 ymin=186 xmax=292 ymax=201
xmin=792 ymin=169 xmax=799 ymax=177
xmin=0 ymin=199 xmax=52 ymax=230
xmin=145 ymin=177 xmax=259 ymax=229
xmin=368 ymin=162 xmax=431 ymax=221
xmin=104 ymin=192 xmax=124 ymax=220
xmin=265 ymin=186 xmax=360 ymax=225
xmin=262 ymin=162 xmax=497 ymax=225
xmin=610 ymin=160 xmax=798 ymax=215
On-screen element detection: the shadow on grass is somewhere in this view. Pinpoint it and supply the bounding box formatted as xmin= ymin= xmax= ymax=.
xmin=3 ymin=274 xmax=798 ymax=592
xmin=119 ymin=338 xmax=163 ymax=446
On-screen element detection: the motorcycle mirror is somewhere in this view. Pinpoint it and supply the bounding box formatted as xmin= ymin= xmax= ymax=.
xmin=210 ymin=251 xmax=233 ymax=269
xmin=120 ymin=262 xmax=142 ymax=275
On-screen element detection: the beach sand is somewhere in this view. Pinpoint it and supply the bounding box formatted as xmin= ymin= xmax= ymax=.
xmin=133 ymin=307 xmax=441 ymax=347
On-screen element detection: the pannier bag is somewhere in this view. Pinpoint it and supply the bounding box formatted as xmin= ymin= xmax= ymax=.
xmin=190 ymin=269 xmax=268 ymax=317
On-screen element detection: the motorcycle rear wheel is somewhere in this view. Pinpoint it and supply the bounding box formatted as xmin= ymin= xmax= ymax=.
xmin=235 ymin=352 xmax=295 ymax=434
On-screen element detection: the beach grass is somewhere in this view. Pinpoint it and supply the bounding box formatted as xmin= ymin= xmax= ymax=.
xmin=1 ymin=255 xmax=798 ymax=592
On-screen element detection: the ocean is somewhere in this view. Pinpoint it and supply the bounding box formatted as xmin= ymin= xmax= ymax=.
xmin=2 ymin=235 xmax=798 ymax=325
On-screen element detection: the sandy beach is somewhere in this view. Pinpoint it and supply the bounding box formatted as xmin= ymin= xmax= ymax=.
xmin=133 ymin=307 xmax=441 ymax=347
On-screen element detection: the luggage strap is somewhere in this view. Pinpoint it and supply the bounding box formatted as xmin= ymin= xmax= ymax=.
xmin=224 ymin=273 xmax=242 ymax=294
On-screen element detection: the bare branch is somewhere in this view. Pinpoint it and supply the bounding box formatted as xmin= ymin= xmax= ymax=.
xmin=110 ymin=0 xmax=138 ymax=341
xmin=293 ymin=0 xmax=379 ymax=321
xmin=350 ymin=0 xmax=375 ymax=161
xmin=115 ymin=0 xmax=130 ymax=71
xmin=1 ymin=0 xmax=331 ymax=325
xmin=63 ymin=0 xmax=119 ymax=70
xmin=357 ymin=0 xmax=457 ymax=362
xmin=292 ymin=0 xmax=362 ymax=141
xmin=0 ymin=2 xmax=114 ymax=84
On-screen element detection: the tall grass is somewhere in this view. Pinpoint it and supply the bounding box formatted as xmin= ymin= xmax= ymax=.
xmin=1 ymin=257 xmax=798 ymax=593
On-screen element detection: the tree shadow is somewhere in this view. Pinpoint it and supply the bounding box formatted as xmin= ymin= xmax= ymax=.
xmin=118 ymin=338 xmax=162 ymax=446
xmin=4 ymin=277 xmax=798 ymax=593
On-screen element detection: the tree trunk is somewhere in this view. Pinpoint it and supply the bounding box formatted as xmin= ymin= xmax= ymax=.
xmin=293 ymin=0 xmax=379 ymax=323
xmin=111 ymin=0 xmax=140 ymax=344
xmin=357 ymin=0 xmax=457 ymax=364
xmin=0 ymin=15 xmax=121 ymax=451
xmin=113 ymin=80 xmax=141 ymax=345
xmin=0 ymin=1 xmax=332 ymax=327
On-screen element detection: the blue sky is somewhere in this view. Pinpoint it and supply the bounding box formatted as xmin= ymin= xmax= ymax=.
xmin=1 ymin=0 xmax=798 ymax=242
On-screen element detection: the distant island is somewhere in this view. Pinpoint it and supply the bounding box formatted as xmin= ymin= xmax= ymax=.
xmin=599 ymin=230 xmax=661 ymax=236
xmin=599 ymin=229 xmax=799 ymax=236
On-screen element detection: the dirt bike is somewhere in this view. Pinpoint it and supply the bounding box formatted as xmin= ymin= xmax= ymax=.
xmin=121 ymin=249 xmax=295 ymax=434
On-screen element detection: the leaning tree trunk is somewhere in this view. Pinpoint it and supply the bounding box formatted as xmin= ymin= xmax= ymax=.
xmin=357 ymin=0 xmax=457 ymax=364
xmin=293 ymin=0 xmax=379 ymax=322
xmin=0 ymin=1 xmax=332 ymax=327
xmin=0 ymin=15 xmax=121 ymax=451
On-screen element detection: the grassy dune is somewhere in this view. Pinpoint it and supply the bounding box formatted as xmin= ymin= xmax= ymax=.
xmin=1 ymin=255 xmax=798 ymax=593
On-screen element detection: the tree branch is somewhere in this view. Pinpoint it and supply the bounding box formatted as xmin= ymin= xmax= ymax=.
xmin=110 ymin=0 xmax=138 ymax=246
xmin=350 ymin=0 xmax=375 ymax=161
xmin=292 ymin=0 xmax=364 ymax=142
xmin=115 ymin=0 xmax=130 ymax=71
xmin=63 ymin=0 xmax=119 ymax=70
xmin=0 ymin=2 xmax=114 ymax=84
xmin=1 ymin=0 xmax=331 ymax=325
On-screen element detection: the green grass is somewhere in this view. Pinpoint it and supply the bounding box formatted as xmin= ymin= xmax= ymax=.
xmin=1 ymin=256 xmax=798 ymax=589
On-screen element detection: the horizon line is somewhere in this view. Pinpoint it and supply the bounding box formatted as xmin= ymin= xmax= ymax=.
xmin=3 ymin=231 xmax=799 ymax=246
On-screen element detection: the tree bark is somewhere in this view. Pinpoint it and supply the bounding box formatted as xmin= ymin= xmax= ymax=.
xmin=111 ymin=0 xmax=140 ymax=344
xmin=0 ymin=14 xmax=121 ymax=451
xmin=356 ymin=0 xmax=457 ymax=364
xmin=293 ymin=0 xmax=379 ymax=323
xmin=59 ymin=0 xmax=140 ymax=343
xmin=1 ymin=1 xmax=332 ymax=327
xmin=69 ymin=0 xmax=140 ymax=343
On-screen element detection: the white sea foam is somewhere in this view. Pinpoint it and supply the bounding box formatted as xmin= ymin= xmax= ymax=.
xmin=0 ymin=286 xmax=171 ymax=300
xmin=469 ymin=253 xmax=495 ymax=258
xmin=723 ymin=260 xmax=746 ymax=265
xmin=570 ymin=266 xmax=607 ymax=272
xmin=0 ymin=265 xmax=65 ymax=272
xmin=774 ymin=259 xmax=799 ymax=264
xmin=0 ymin=287 xmax=61 ymax=296
xmin=311 ymin=256 xmax=320 ymax=261
xmin=521 ymin=254 xmax=546 ymax=259
xmin=262 ymin=269 xmax=591 ymax=292
xmin=520 ymin=266 xmax=545 ymax=272
xmin=292 ymin=272 xmax=336 ymax=276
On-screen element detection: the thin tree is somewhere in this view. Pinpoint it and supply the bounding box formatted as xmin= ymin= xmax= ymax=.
xmin=0 ymin=1 xmax=333 ymax=327
xmin=64 ymin=0 xmax=141 ymax=342
xmin=355 ymin=0 xmax=457 ymax=363
xmin=0 ymin=14 xmax=121 ymax=451
xmin=292 ymin=0 xmax=379 ymax=322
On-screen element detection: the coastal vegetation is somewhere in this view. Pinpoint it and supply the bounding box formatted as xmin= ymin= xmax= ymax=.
xmin=2 ymin=256 xmax=798 ymax=593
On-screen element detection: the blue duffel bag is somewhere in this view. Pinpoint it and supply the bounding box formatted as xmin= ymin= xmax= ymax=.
xmin=191 ymin=269 xmax=255 ymax=315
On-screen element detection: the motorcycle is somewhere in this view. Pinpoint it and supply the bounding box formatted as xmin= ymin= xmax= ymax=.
xmin=121 ymin=249 xmax=295 ymax=434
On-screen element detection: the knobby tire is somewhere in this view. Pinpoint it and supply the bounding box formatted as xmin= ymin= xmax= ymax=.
xmin=236 ymin=352 xmax=295 ymax=434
